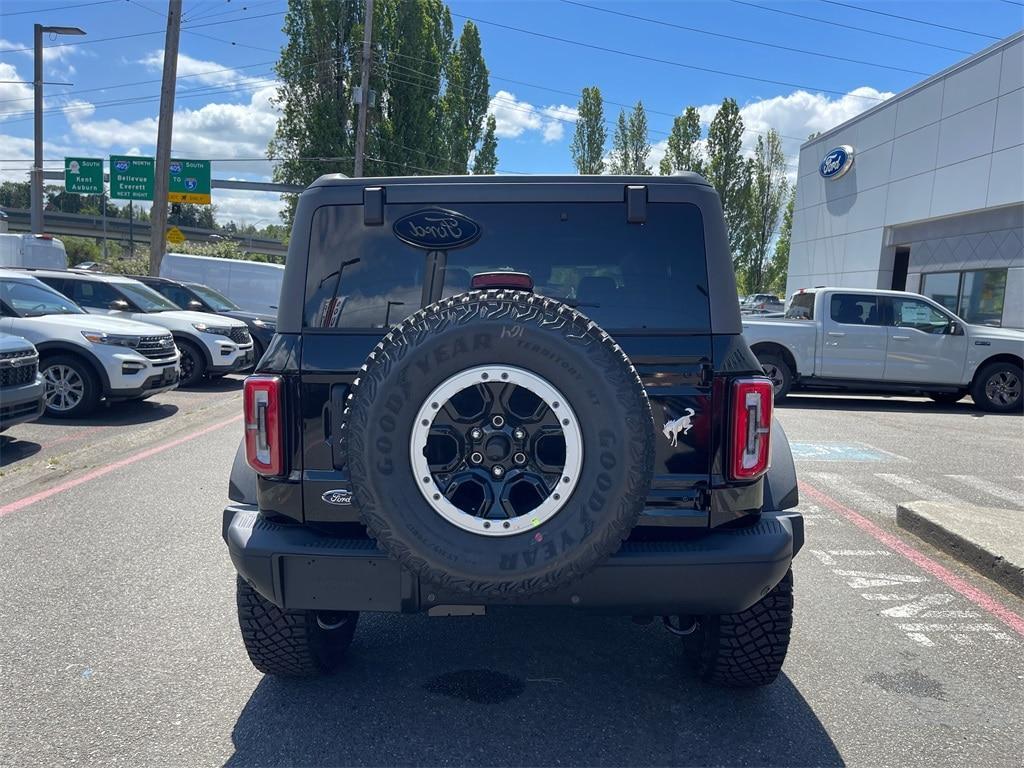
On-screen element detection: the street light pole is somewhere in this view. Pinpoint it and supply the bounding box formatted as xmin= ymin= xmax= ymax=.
xmin=31 ymin=23 xmax=86 ymax=235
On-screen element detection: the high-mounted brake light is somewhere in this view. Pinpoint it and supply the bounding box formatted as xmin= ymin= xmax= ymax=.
xmin=729 ymin=377 xmax=773 ymax=481
xmin=471 ymin=271 xmax=534 ymax=291
xmin=244 ymin=375 xmax=283 ymax=476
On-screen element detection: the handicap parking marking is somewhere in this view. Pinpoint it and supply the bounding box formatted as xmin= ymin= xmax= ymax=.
xmin=790 ymin=442 xmax=908 ymax=462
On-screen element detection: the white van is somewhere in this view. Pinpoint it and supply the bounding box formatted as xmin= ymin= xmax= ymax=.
xmin=0 ymin=233 xmax=68 ymax=269
xmin=160 ymin=252 xmax=283 ymax=317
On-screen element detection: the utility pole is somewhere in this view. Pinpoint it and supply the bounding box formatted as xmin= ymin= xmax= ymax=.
xmin=149 ymin=0 xmax=182 ymax=276
xmin=32 ymin=23 xmax=86 ymax=234
xmin=353 ymin=0 xmax=374 ymax=177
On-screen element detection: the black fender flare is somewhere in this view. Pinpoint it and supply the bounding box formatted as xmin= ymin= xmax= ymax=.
xmin=228 ymin=437 xmax=257 ymax=504
xmin=763 ymin=418 xmax=798 ymax=511
xmin=34 ymin=341 xmax=112 ymax=394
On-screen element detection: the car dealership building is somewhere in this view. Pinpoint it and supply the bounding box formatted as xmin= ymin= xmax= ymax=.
xmin=788 ymin=31 xmax=1023 ymax=329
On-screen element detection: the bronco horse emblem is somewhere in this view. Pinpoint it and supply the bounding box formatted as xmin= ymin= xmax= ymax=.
xmin=662 ymin=408 xmax=696 ymax=447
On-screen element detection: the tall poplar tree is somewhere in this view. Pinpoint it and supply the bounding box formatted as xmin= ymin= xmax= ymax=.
xmin=743 ymin=129 xmax=790 ymax=293
xmin=706 ymin=97 xmax=750 ymax=268
xmin=570 ymin=86 xmax=606 ymax=174
xmin=610 ymin=101 xmax=651 ymax=175
xmin=659 ymin=106 xmax=703 ymax=176
xmin=472 ymin=115 xmax=499 ymax=174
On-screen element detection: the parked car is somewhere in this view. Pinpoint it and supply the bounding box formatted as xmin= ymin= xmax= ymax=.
xmin=0 ymin=269 xmax=179 ymax=418
xmin=160 ymin=252 xmax=284 ymax=316
xmin=743 ymin=287 xmax=1024 ymax=412
xmin=134 ymin=275 xmax=276 ymax=362
xmin=26 ymin=269 xmax=255 ymax=388
xmin=0 ymin=331 xmax=45 ymax=431
xmin=0 ymin=233 xmax=67 ymax=269
xmin=741 ymin=293 xmax=785 ymax=314
xmin=224 ymin=174 xmax=802 ymax=688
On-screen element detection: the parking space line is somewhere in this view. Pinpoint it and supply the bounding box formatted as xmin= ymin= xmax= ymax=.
xmin=803 ymin=472 xmax=896 ymax=518
xmin=945 ymin=475 xmax=1024 ymax=508
xmin=800 ymin=481 xmax=1024 ymax=638
xmin=874 ymin=474 xmax=961 ymax=505
xmin=0 ymin=416 xmax=241 ymax=519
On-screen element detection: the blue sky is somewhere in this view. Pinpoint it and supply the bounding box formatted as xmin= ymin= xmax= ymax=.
xmin=1 ymin=0 xmax=1021 ymax=223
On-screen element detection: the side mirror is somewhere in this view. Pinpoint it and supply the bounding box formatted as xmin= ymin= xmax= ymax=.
xmin=108 ymin=299 xmax=130 ymax=311
xmin=947 ymin=320 xmax=961 ymax=336
xmin=187 ymin=299 xmax=204 ymax=310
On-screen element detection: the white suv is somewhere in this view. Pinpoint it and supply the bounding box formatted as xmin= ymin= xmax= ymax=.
xmin=30 ymin=269 xmax=255 ymax=387
xmin=0 ymin=269 xmax=180 ymax=418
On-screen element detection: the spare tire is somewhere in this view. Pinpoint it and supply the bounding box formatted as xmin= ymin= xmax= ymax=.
xmin=343 ymin=289 xmax=656 ymax=598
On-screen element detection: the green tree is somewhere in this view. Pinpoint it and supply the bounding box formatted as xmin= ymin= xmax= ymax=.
xmin=766 ymin=189 xmax=795 ymax=296
xmin=570 ymin=86 xmax=606 ymax=174
xmin=471 ymin=115 xmax=499 ymax=174
xmin=741 ymin=129 xmax=790 ymax=293
xmin=659 ymin=106 xmax=703 ymax=176
xmin=610 ymin=101 xmax=651 ymax=175
xmin=440 ymin=20 xmax=490 ymax=174
xmin=706 ymin=98 xmax=750 ymax=269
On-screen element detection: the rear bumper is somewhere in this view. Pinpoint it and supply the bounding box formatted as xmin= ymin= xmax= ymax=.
xmin=223 ymin=506 xmax=803 ymax=615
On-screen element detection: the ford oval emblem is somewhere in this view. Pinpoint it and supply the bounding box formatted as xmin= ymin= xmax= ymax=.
xmin=819 ymin=145 xmax=854 ymax=179
xmin=321 ymin=489 xmax=353 ymax=506
xmin=393 ymin=208 xmax=481 ymax=250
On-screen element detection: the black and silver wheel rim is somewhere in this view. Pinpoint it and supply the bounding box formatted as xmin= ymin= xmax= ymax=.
xmin=985 ymin=370 xmax=1021 ymax=407
xmin=410 ymin=365 xmax=583 ymax=537
xmin=761 ymin=362 xmax=785 ymax=395
xmin=42 ymin=364 xmax=84 ymax=412
xmin=180 ymin=348 xmax=196 ymax=381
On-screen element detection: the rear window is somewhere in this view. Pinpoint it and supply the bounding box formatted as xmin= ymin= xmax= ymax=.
xmin=786 ymin=292 xmax=815 ymax=319
xmin=304 ymin=201 xmax=709 ymax=331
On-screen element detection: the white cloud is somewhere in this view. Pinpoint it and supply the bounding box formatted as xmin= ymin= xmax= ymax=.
xmin=139 ymin=49 xmax=269 ymax=92
xmin=209 ymin=187 xmax=286 ymax=226
xmin=0 ymin=62 xmax=33 ymax=121
xmin=488 ymin=90 xmax=577 ymax=143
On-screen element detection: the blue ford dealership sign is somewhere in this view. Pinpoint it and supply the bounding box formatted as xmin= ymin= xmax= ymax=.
xmin=819 ymin=145 xmax=855 ymax=179
xmin=394 ymin=208 xmax=481 ymax=250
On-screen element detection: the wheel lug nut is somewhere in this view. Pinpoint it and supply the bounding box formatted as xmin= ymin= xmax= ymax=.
xmin=513 ymin=428 xmax=526 ymax=440
xmin=492 ymin=465 xmax=505 ymax=478
xmin=491 ymin=415 xmax=505 ymax=428
xmin=470 ymin=452 xmax=483 ymax=465
xmin=513 ymin=452 xmax=527 ymax=465
xmin=470 ymin=428 xmax=483 ymax=441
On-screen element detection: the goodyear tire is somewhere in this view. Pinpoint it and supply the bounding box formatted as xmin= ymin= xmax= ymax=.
xmin=343 ymin=290 xmax=656 ymax=597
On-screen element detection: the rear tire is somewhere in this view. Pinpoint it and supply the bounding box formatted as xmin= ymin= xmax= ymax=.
xmin=235 ymin=576 xmax=358 ymax=677
xmin=757 ymin=353 xmax=793 ymax=402
xmin=40 ymin=354 xmax=100 ymax=419
xmin=683 ymin=569 xmax=794 ymax=688
xmin=177 ymin=340 xmax=206 ymax=388
xmin=971 ymin=361 xmax=1023 ymax=413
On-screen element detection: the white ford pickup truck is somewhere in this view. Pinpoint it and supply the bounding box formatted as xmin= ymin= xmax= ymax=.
xmin=742 ymin=287 xmax=1024 ymax=412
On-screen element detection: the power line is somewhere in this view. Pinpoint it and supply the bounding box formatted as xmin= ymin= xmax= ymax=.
xmin=0 ymin=8 xmax=285 ymax=55
xmin=184 ymin=28 xmax=279 ymax=54
xmin=559 ymin=0 xmax=928 ymax=76
xmin=816 ymin=0 xmax=1002 ymax=40
xmin=451 ymin=12 xmax=886 ymax=102
xmin=727 ymin=0 xmax=974 ymax=55
xmin=0 ymin=0 xmax=121 ymax=17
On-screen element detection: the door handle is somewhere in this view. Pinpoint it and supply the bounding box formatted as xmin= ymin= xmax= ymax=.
xmin=827 ymin=331 xmax=846 ymax=337
xmin=892 ymin=335 xmax=910 ymax=341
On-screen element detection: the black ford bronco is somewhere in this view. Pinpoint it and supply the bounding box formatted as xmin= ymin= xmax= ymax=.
xmin=224 ymin=174 xmax=803 ymax=687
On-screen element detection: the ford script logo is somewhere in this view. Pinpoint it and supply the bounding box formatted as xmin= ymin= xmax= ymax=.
xmin=819 ymin=145 xmax=854 ymax=179
xmin=321 ymin=489 xmax=353 ymax=506
xmin=393 ymin=208 xmax=481 ymax=250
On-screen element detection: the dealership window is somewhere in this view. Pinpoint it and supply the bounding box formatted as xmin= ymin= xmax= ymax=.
xmin=922 ymin=269 xmax=1007 ymax=327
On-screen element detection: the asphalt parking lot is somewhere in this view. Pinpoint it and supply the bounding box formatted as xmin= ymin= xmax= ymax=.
xmin=1 ymin=389 xmax=1022 ymax=767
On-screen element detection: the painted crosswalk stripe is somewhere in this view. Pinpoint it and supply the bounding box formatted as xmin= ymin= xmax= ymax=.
xmin=804 ymin=472 xmax=895 ymax=518
xmin=833 ymin=569 xmax=928 ymax=588
xmin=945 ymin=475 xmax=1024 ymax=508
xmin=874 ymin=474 xmax=961 ymax=505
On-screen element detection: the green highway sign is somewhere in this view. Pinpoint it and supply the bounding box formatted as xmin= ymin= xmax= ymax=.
xmin=109 ymin=155 xmax=155 ymax=201
xmin=64 ymin=157 xmax=104 ymax=195
xmin=168 ymin=158 xmax=211 ymax=205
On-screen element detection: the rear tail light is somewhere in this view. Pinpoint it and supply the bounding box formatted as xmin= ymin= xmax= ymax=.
xmin=244 ymin=375 xmax=283 ymax=476
xmin=729 ymin=377 xmax=773 ymax=481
